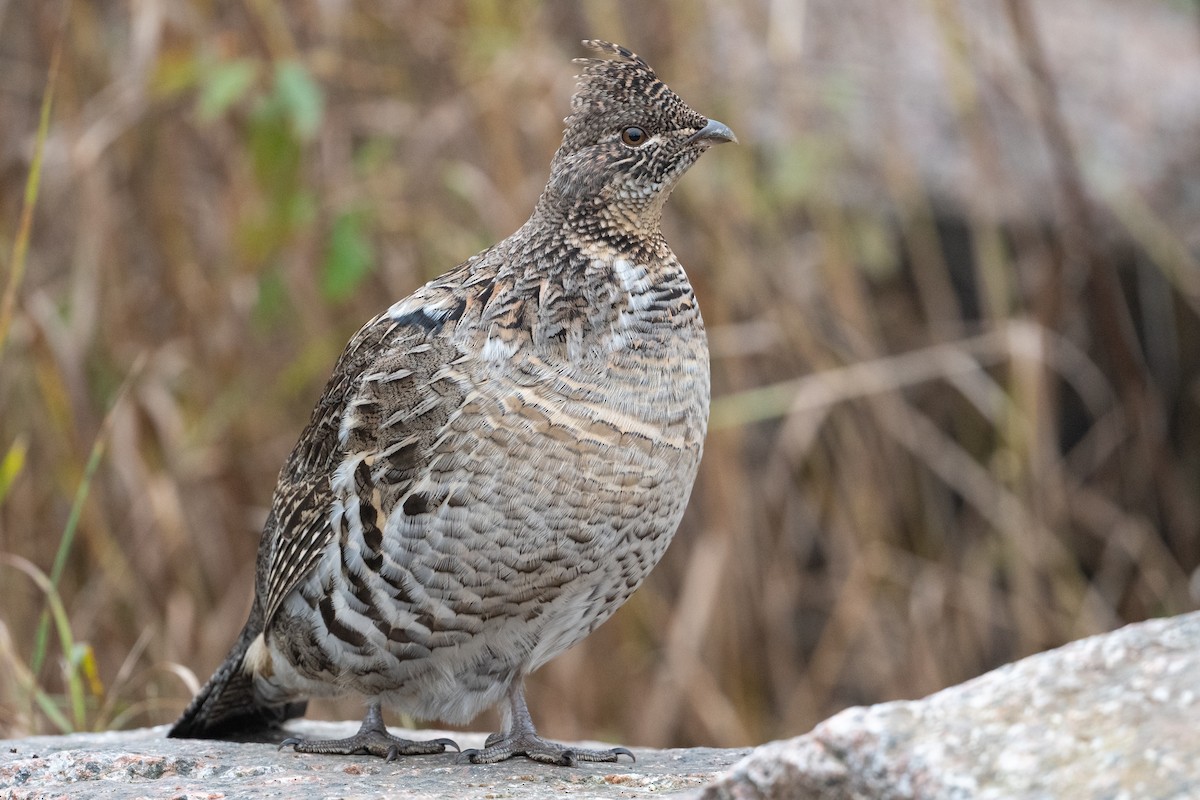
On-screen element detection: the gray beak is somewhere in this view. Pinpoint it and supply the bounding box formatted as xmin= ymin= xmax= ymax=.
xmin=687 ymin=118 xmax=738 ymax=146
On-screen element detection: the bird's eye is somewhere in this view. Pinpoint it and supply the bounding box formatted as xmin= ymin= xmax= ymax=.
xmin=620 ymin=126 xmax=648 ymax=147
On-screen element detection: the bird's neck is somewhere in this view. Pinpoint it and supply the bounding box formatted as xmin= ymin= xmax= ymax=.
xmin=514 ymin=204 xmax=674 ymax=283
xmin=531 ymin=186 xmax=669 ymax=245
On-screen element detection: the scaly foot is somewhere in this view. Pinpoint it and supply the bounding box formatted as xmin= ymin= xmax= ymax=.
xmin=462 ymin=730 xmax=633 ymax=765
xmin=461 ymin=679 xmax=634 ymax=765
xmin=279 ymin=702 xmax=458 ymax=762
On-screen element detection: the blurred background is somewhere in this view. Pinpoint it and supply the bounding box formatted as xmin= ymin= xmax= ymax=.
xmin=2 ymin=0 xmax=1199 ymax=747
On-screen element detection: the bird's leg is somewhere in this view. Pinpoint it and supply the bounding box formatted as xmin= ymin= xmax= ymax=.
xmin=280 ymin=701 xmax=458 ymax=762
xmin=462 ymin=680 xmax=634 ymax=766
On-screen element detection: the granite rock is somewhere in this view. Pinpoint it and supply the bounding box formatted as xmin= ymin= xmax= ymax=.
xmin=1 ymin=723 xmax=749 ymax=800
xmin=699 ymin=612 xmax=1200 ymax=799
xmin=5 ymin=613 xmax=1197 ymax=799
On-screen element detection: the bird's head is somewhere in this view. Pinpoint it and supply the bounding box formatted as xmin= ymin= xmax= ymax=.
xmin=541 ymin=40 xmax=735 ymax=230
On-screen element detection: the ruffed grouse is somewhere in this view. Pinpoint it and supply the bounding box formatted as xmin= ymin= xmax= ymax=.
xmin=169 ymin=40 xmax=734 ymax=766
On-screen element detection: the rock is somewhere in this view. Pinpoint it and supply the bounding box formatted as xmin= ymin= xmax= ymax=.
xmin=6 ymin=613 xmax=1196 ymax=798
xmin=777 ymin=0 xmax=1200 ymax=237
xmin=698 ymin=611 xmax=1200 ymax=799
xmin=0 ymin=724 xmax=750 ymax=800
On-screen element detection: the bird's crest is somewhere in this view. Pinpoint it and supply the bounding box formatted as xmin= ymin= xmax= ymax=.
xmin=578 ymin=40 xmax=652 ymax=71
xmin=569 ymin=40 xmax=671 ymax=117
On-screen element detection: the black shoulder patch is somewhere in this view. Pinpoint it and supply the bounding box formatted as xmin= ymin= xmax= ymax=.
xmin=391 ymin=299 xmax=465 ymax=335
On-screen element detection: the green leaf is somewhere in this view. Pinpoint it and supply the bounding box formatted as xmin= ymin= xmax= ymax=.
xmin=273 ymin=60 xmax=323 ymax=140
xmin=248 ymin=104 xmax=301 ymax=192
xmin=197 ymin=59 xmax=259 ymax=122
xmin=253 ymin=264 xmax=290 ymax=328
xmin=321 ymin=212 xmax=375 ymax=302
xmin=151 ymin=50 xmax=201 ymax=98
xmin=1 ymin=14 xmax=59 ymax=356
xmin=74 ymin=642 xmax=105 ymax=697
xmin=0 ymin=436 xmax=27 ymax=505
xmin=285 ymin=191 xmax=318 ymax=229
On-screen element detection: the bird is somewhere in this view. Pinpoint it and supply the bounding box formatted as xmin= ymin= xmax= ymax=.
xmin=168 ymin=39 xmax=735 ymax=766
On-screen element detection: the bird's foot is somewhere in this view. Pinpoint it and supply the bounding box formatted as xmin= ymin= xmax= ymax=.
xmin=462 ymin=731 xmax=634 ymax=766
xmin=279 ymin=702 xmax=457 ymax=762
xmin=280 ymin=730 xmax=458 ymax=761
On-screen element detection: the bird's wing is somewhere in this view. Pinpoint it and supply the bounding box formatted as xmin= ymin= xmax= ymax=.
xmin=254 ymin=297 xmax=470 ymax=627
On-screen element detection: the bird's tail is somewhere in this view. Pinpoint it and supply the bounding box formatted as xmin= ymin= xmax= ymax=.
xmin=168 ymin=618 xmax=306 ymax=740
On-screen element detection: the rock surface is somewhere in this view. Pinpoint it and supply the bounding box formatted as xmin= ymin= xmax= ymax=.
xmin=4 ymin=613 xmax=1197 ymax=799
xmin=0 ymin=723 xmax=749 ymax=800
xmin=700 ymin=612 xmax=1200 ymax=799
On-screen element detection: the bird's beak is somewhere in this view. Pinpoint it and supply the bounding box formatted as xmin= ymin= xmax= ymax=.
xmin=687 ymin=118 xmax=737 ymax=146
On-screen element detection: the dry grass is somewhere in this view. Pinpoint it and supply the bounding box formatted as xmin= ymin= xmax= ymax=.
xmin=1 ymin=0 xmax=1197 ymax=747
